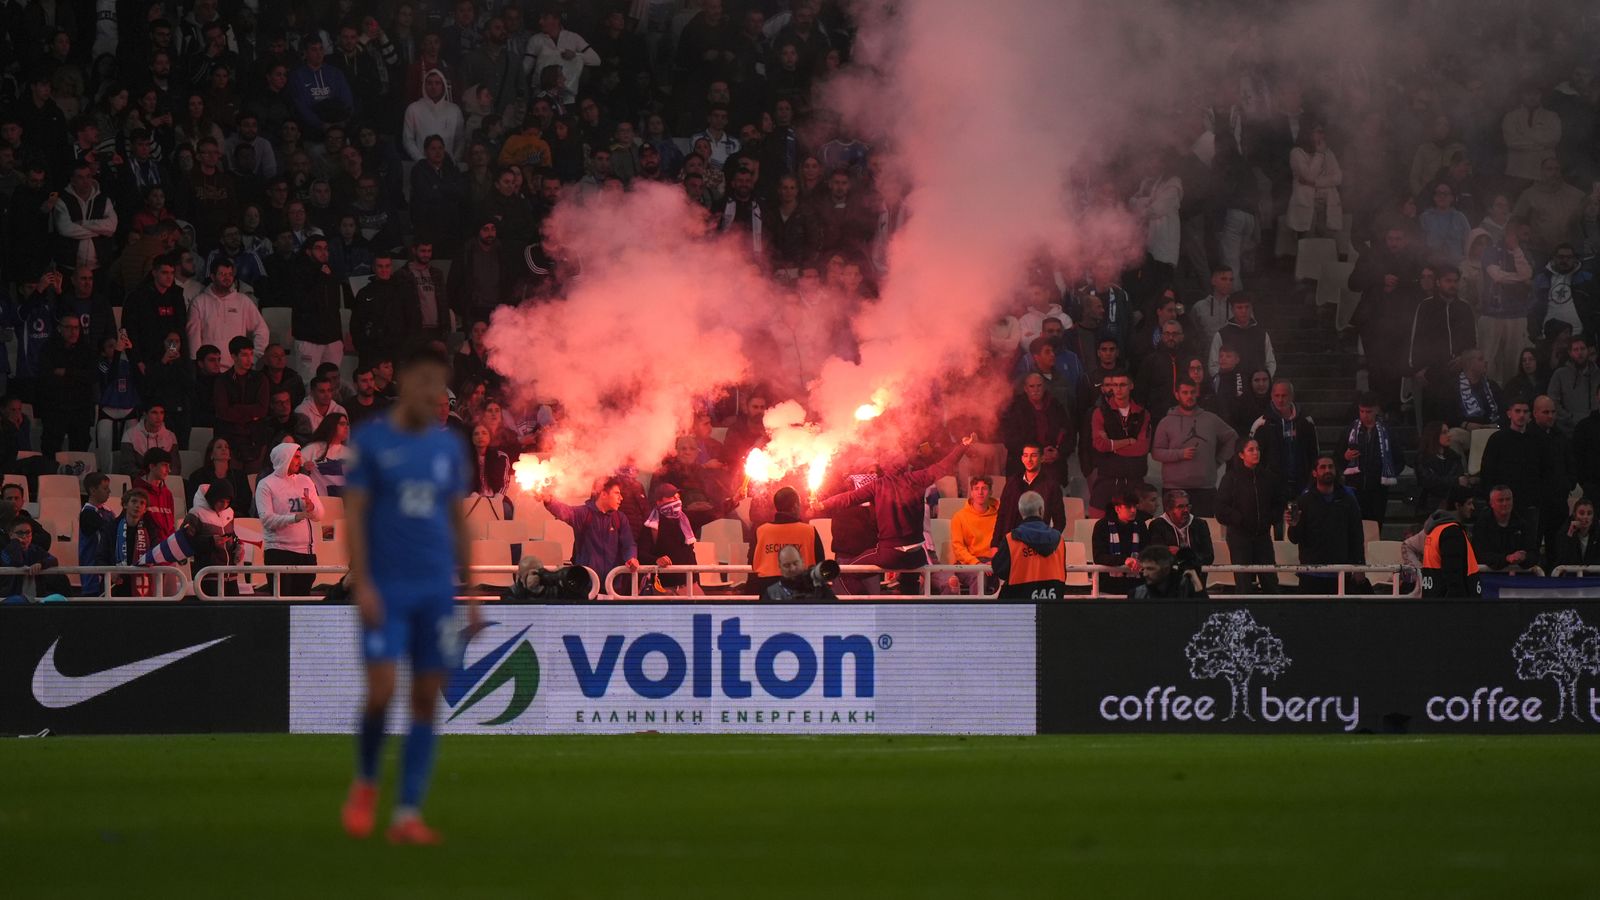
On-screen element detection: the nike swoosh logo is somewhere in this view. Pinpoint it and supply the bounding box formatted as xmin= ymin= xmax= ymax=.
xmin=31 ymin=636 xmax=232 ymax=709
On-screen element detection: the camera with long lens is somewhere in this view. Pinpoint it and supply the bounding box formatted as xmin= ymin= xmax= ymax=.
xmin=511 ymin=560 xmax=593 ymax=601
xmin=808 ymin=559 xmax=841 ymax=587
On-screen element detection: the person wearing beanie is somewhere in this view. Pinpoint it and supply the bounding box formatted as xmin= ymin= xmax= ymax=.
xmin=639 ymin=482 xmax=698 ymax=594
xmin=749 ymin=485 xmax=824 ymax=598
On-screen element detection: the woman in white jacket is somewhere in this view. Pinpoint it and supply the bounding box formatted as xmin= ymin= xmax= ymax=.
xmin=1286 ymin=124 xmax=1343 ymax=238
xmin=402 ymin=69 xmax=465 ymax=161
xmin=254 ymin=441 xmax=326 ymax=597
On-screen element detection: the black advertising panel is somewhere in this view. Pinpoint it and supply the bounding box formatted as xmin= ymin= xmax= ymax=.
xmin=0 ymin=605 xmax=289 ymax=735
xmin=1038 ymin=601 xmax=1600 ymax=734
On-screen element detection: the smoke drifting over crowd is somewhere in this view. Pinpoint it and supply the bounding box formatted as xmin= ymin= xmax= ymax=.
xmin=483 ymin=0 xmax=1491 ymax=494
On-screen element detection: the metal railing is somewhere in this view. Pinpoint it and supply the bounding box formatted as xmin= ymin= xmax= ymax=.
xmin=190 ymin=564 xmax=602 ymax=601
xmin=0 ymin=566 xmax=192 ymax=601
xmin=601 ymin=563 xmax=995 ymax=600
xmin=1551 ymin=566 xmax=1600 ymax=578
xmin=1204 ymin=564 xmax=1421 ymax=599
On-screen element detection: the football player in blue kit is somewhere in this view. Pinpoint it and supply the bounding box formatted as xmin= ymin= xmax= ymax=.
xmin=340 ymin=346 xmax=478 ymax=844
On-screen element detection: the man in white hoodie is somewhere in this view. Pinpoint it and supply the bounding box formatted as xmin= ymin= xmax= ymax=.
xmin=402 ymin=70 xmax=465 ymax=161
xmin=187 ymin=259 xmax=269 ymax=359
xmin=255 ymin=441 xmax=326 ymax=597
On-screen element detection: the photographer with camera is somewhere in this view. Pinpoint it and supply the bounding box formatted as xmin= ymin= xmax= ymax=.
xmin=763 ymin=545 xmax=839 ymax=602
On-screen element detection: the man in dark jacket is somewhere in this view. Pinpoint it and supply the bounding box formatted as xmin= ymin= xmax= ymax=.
xmin=213 ymin=337 xmax=270 ymax=468
xmin=1473 ymin=484 xmax=1541 ymax=572
xmin=814 ymin=435 xmax=972 ymax=594
xmin=1478 ymin=399 xmax=1544 ymax=509
xmin=1349 ymin=224 xmax=1424 ymax=405
xmin=638 ymin=482 xmax=699 ymax=595
xmin=121 ymin=253 xmax=189 ymax=372
xmin=1532 ymin=395 xmax=1577 ymax=560
xmin=541 ymin=478 xmax=641 ymax=579
xmin=1549 ymin=498 xmax=1600 ymax=571
xmin=292 ymin=237 xmax=350 ymax=380
xmin=447 ymin=217 xmax=514 ymax=325
xmin=991 ymin=443 xmax=1067 ymax=549
xmin=1250 ymin=379 xmax=1319 ymax=502
xmin=1573 ymin=394 xmax=1600 ymax=501
xmin=1287 ymin=455 xmax=1368 ymax=594
xmin=37 ymin=313 xmax=98 ymax=452
xmin=1135 ymin=320 xmax=1187 ymax=421
xmin=998 ymin=375 xmax=1074 ymax=483
xmin=348 ymin=254 xmax=419 ymax=367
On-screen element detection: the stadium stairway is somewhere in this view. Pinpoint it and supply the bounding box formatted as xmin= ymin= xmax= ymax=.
xmin=1228 ymin=263 xmax=1423 ymax=542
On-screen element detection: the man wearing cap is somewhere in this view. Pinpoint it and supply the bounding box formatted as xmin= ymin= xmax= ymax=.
xmin=639 ymin=482 xmax=700 ymax=595
xmin=750 ymin=486 xmax=825 ymax=598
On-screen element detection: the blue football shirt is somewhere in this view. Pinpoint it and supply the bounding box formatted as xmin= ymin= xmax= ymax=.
xmin=346 ymin=416 xmax=470 ymax=606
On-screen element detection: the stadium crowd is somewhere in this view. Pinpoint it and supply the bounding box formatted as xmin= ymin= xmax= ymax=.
xmin=1 ymin=0 xmax=1599 ymax=598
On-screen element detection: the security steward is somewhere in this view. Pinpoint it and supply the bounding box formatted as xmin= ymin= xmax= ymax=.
xmin=748 ymin=487 xmax=826 ymax=597
xmin=992 ymin=491 xmax=1069 ymax=599
xmin=1421 ymin=487 xmax=1481 ymax=597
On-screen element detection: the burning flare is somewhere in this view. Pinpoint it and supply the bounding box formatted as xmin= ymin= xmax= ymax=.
xmin=513 ymin=456 xmax=559 ymax=494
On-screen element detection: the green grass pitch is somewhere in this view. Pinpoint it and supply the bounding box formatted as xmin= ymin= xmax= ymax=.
xmin=3 ymin=734 xmax=1597 ymax=898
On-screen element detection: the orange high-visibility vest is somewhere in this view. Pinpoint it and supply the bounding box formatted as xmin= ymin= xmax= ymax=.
xmin=751 ymin=522 xmax=819 ymax=577
xmin=1422 ymin=520 xmax=1479 ymax=573
xmin=1005 ymin=535 xmax=1067 ymax=586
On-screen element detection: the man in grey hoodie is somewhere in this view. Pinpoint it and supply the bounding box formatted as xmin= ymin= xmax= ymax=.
xmin=1151 ymin=381 xmax=1238 ymax=517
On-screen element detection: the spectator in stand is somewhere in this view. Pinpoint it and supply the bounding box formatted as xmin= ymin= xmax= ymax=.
xmin=288 ymin=35 xmax=355 ymax=137
xmin=1478 ymin=398 xmax=1542 ymax=509
xmin=187 ymin=259 xmax=268 ymax=360
xmin=122 ymin=405 xmax=178 ymax=474
xmin=132 ymin=448 xmax=177 ymax=538
xmin=1147 ymin=489 xmax=1215 ymax=573
xmin=349 ymin=256 xmax=416 ymax=368
xmin=1472 ymin=485 xmax=1540 ymax=573
xmin=1087 ymin=371 xmax=1150 ymax=516
xmin=1503 ymin=85 xmax=1561 ymax=185
xmin=1286 ymin=124 xmax=1343 ymax=240
xmin=813 ymin=436 xmax=971 ymax=594
xmin=1419 ymin=182 xmax=1472 ymax=266
xmin=635 ymin=481 xmax=698 ymax=596
xmin=292 ymin=237 xmax=350 ymax=380
xmin=991 ymin=443 xmax=1068 ymax=549
xmin=255 ymin=442 xmax=325 ymax=597
xmin=1136 ymin=320 xmax=1187 ymax=421
xmin=540 ymin=478 xmax=640 ymax=578
xmin=48 ymin=266 xmax=116 ymax=350
xmin=0 ymin=517 xmax=62 ymax=600
xmin=296 ymin=376 xmax=349 ymax=434
xmin=1013 ymin=335 xmax=1087 ymax=416
xmin=261 ymin=388 xmax=313 ymax=447
xmin=1288 ymin=455 xmax=1368 ymax=594
xmin=1415 ymin=420 xmax=1473 ymax=514
xmin=1504 ymin=347 xmax=1549 ymax=407
xmin=187 ymin=437 xmax=254 ymax=519
xmin=947 ymin=475 xmax=998 ymax=595
xmin=1548 ymin=334 xmax=1600 ymax=431
xmin=1250 ymin=379 xmax=1319 ymax=505
xmin=1410 ymin=114 xmax=1466 ymax=197
xmin=78 ymin=473 xmax=117 ymax=596
xmin=38 ymin=314 xmax=98 ymax=452
xmin=1480 ymin=219 xmax=1536 ymax=382
xmin=1207 ymin=345 xmax=1252 ymax=433
xmin=1350 ymin=224 xmax=1423 ymax=402
xmin=53 ymin=161 xmax=118 ymax=271
xmin=1341 ymin=394 xmax=1402 ymax=525
xmin=1443 ymin=348 xmax=1508 ymax=459
xmin=1209 ymin=295 xmax=1276 ymax=379
xmin=259 ymin=344 xmax=307 ymax=411
xmin=999 ymin=374 xmax=1073 ymax=484
xmin=1513 ymin=158 xmax=1585 ymax=260
xmin=1159 ymin=377 xmax=1240 ymax=515
xmin=346 ymin=368 xmax=391 ymax=425
xmin=992 ymin=491 xmax=1069 ymax=601
xmin=1549 ymin=499 xmax=1600 ymax=571
xmin=302 ymin=413 xmax=352 ymax=497
xmin=1533 ymin=245 xmax=1595 ymax=350
xmin=1091 ymin=492 xmax=1147 ymax=596
xmin=1408 ymin=265 xmax=1475 ymax=400
xmin=403 ymin=71 xmax=464 ymax=162
xmin=1532 ymin=395 xmax=1576 ymax=560
xmin=214 ymin=336 xmax=270 ymax=468
xmin=1216 ymin=437 xmax=1281 ymax=594
xmin=122 ymin=254 xmax=189 ymax=371
xmin=1574 ymin=384 xmax=1600 ymax=501
xmin=1185 ymin=266 xmax=1234 ymax=362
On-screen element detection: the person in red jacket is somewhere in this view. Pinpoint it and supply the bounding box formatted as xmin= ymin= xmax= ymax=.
xmin=131 ymin=448 xmax=177 ymax=539
xmin=813 ymin=433 xmax=972 ymax=594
